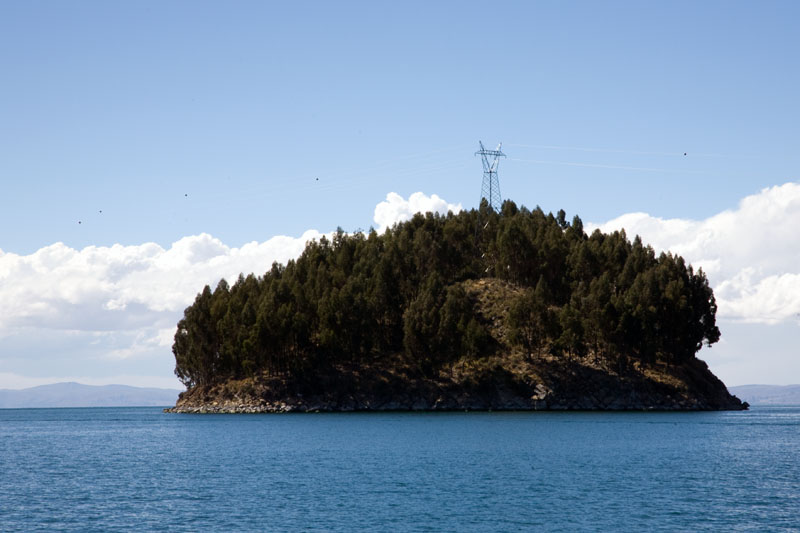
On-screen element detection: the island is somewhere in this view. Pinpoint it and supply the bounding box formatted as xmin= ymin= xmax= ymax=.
xmin=166 ymin=201 xmax=746 ymax=413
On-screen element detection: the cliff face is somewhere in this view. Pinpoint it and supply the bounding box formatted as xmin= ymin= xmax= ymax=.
xmin=167 ymin=279 xmax=746 ymax=413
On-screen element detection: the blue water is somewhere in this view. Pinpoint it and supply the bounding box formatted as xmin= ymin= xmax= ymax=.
xmin=1 ymin=408 xmax=798 ymax=532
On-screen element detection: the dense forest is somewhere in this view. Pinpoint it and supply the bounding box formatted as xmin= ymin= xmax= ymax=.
xmin=172 ymin=200 xmax=720 ymax=389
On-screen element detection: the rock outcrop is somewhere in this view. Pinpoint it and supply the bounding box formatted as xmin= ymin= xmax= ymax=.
xmin=166 ymin=350 xmax=746 ymax=414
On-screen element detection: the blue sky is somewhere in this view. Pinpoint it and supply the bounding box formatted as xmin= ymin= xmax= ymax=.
xmin=1 ymin=1 xmax=798 ymax=389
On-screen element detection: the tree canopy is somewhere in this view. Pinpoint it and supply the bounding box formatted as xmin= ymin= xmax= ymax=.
xmin=172 ymin=200 xmax=720 ymax=388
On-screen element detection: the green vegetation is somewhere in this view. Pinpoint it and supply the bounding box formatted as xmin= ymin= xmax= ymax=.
xmin=172 ymin=200 xmax=720 ymax=390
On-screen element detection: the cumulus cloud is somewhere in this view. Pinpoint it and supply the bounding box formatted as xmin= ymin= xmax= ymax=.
xmin=0 ymin=230 xmax=326 ymax=337
xmin=373 ymin=191 xmax=462 ymax=232
xmin=588 ymin=182 xmax=800 ymax=324
xmin=0 ymin=191 xmax=455 ymax=381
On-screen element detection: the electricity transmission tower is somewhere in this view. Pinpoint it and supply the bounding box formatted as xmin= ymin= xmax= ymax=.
xmin=475 ymin=141 xmax=505 ymax=212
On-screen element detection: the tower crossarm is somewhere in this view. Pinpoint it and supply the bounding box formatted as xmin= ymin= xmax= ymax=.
xmin=474 ymin=149 xmax=505 ymax=158
xmin=475 ymin=141 xmax=506 ymax=158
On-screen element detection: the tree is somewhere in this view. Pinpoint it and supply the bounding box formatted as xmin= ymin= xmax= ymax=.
xmin=507 ymin=279 xmax=557 ymax=360
xmin=173 ymin=285 xmax=219 ymax=387
xmin=402 ymin=274 xmax=446 ymax=376
xmin=438 ymin=284 xmax=489 ymax=361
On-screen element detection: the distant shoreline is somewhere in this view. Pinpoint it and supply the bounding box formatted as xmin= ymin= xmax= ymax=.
xmin=0 ymin=382 xmax=182 ymax=409
xmin=728 ymin=384 xmax=800 ymax=406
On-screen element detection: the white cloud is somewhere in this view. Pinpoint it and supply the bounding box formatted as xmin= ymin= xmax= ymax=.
xmin=105 ymin=328 xmax=176 ymax=360
xmin=0 ymin=230 xmax=326 ymax=336
xmin=0 ymin=192 xmax=456 ymax=388
xmin=373 ymin=191 xmax=462 ymax=232
xmin=588 ymin=182 xmax=800 ymax=324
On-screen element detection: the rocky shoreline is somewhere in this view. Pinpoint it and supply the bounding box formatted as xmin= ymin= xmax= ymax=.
xmin=164 ymin=400 xmax=745 ymax=414
xmin=165 ymin=375 xmax=748 ymax=414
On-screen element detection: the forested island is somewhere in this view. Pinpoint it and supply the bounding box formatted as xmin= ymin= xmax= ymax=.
xmin=167 ymin=201 xmax=746 ymax=413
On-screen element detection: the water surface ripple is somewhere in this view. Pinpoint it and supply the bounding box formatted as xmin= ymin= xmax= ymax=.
xmin=1 ymin=407 xmax=798 ymax=531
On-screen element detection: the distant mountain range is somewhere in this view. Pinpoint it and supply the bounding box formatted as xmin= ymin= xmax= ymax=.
xmin=0 ymin=382 xmax=182 ymax=408
xmin=728 ymin=385 xmax=800 ymax=406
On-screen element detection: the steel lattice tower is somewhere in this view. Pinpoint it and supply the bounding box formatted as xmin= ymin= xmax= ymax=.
xmin=475 ymin=141 xmax=505 ymax=212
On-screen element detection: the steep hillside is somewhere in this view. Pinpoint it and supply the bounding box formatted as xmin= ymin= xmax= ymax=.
xmin=168 ymin=278 xmax=745 ymax=413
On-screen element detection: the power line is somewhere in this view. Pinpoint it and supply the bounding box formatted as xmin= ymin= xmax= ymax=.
xmin=507 ymin=157 xmax=708 ymax=174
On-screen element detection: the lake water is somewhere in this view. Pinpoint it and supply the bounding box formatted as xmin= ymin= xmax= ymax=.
xmin=1 ymin=407 xmax=798 ymax=532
